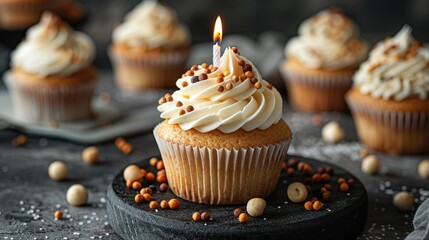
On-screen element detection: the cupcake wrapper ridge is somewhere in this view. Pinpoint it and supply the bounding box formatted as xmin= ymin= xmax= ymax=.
xmin=347 ymin=98 xmax=429 ymax=154
xmin=4 ymin=72 xmax=96 ymax=124
xmin=280 ymin=63 xmax=354 ymax=112
xmin=109 ymin=47 xmax=189 ymax=90
xmin=153 ymin=124 xmax=291 ymax=205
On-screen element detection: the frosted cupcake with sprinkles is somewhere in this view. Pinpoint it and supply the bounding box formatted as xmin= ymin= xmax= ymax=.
xmin=154 ymin=47 xmax=293 ymax=205
xmin=346 ymin=25 xmax=429 ymax=154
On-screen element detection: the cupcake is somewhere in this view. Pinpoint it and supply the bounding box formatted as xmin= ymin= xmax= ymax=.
xmin=109 ymin=0 xmax=190 ymax=91
xmin=154 ymin=47 xmax=293 ymax=205
xmin=281 ymin=8 xmax=368 ymax=112
xmin=346 ymin=26 xmax=429 ymax=154
xmin=5 ymin=12 xmax=97 ymax=123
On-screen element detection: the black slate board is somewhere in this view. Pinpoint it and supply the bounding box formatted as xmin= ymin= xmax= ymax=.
xmin=107 ymin=155 xmax=367 ymax=240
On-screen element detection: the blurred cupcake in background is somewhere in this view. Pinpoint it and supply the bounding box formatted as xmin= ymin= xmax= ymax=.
xmin=5 ymin=12 xmax=97 ymax=123
xmin=281 ymin=8 xmax=368 ymax=112
xmin=109 ymin=0 xmax=191 ymax=91
xmin=0 ymin=0 xmax=84 ymax=30
xmin=347 ymin=25 xmax=429 ymax=154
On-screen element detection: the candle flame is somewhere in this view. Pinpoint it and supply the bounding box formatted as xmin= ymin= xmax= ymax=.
xmin=213 ymin=16 xmax=222 ymax=43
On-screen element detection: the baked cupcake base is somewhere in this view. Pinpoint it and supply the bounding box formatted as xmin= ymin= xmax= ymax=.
xmin=109 ymin=45 xmax=189 ymax=91
xmin=281 ymin=59 xmax=356 ymax=112
xmin=5 ymin=67 xmax=97 ymax=123
xmin=346 ymin=88 xmax=429 ymax=154
xmin=154 ymin=120 xmax=292 ymax=205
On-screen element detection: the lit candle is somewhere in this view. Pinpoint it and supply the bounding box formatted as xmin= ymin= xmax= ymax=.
xmin=213 ymin=16 xmax=222 ymax=68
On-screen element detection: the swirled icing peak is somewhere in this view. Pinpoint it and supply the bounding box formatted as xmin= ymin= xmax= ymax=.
xmin=112 ymin=0 xmax=190 ymax=49
xmin=11 ymin=12 xmax=95 ymax=77
xmin=157 ymin=47 xmax=283 ymax=133
xmin=353 ymin=25 xmax=429 ymax=101
xmin=285 ymin=8 xmax=368 ymax=70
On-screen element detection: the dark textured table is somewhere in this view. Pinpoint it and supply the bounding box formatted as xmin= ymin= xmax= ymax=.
xmin=0 ymin=71 xmax=428 ymax=240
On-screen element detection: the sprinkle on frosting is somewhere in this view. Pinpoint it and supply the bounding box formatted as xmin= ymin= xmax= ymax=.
xmin=353 ymin=25 xmax=429 ymax=101
xmin=11 ymin=12 xmax=95 ymax=77
xmin=157 ymin=47 xmax=283 ymax=133
xmin=112 ymin=0 xmax=190 ymax=49
xmin=285 ymin=8 xmax=368 ymax=70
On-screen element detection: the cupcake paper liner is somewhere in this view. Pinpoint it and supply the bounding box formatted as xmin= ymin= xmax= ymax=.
xmin=347 ymin=98 xmax=429 ymax=154
xmin=280 ymin=63 xmax=355 ymax=112
xmin=153 ymin=124 xmax=292 ymax=205
xmin=109 ymin=46 xmax=189 ymax=90
xmin=4 ymin=72 xmax=96 ymax=124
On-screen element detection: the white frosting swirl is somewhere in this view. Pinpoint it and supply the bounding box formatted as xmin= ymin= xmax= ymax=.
xmin=285 ymin=8 xmax=368 ymax=70
xmin=353 ymin=25 xmax=429 ymax=101
xmin=11 ymin=12 xmax=95 ymax=77
xmin=157 ymin=48 xmax=283 ymax=133
xmin=112 ymin=0 xmax=190 ymax=49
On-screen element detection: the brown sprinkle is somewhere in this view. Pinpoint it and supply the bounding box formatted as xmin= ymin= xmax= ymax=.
xmin=208 ymin=64 xmax=214 ymax=70
xmin=338 ymin=178 xmax=346 ymax=184
xmin=11 ymin=134 xmax=27 ymax=147
xmin=158 ymin=97 xmax=167 ymax=105
xmin=238 ymin=59 xmax=245 ymax=66
xmin=179 ymin=109 xmax=186 ymax=115
xmin=159 ymin=183 xmax=169 ymax=192
xmin=126 ymin=180 xmax=134 ymax=188
xmin=217 ymin=86 xmax=225 ymax=92
xmin=312 ymin=173 xmax=321 ymax=182
xmin=156 ymin=174 xmax=167 ymax=183
xmin=232 ymin=47 xmax=238 ymax=53
xmin=192 ymin=212 xmax=201 ymax=221
xmin=176 ymin=101 xmax=183 ymax=107
xmin=255 ymin=82 xmax=262 ymax=89
xmin=250 ymin=78 xmax=258 ymax=84
xmin=287 ymin=168 xmax=295 ymax=176
xmin=149 ymin=157 xmax=158 ymax=166
xmin=240 ymin=75 xmax=247 ymax=81
xmin=340 ymin=183 xmax=349 ymax=192
xmin=201 ymin=212 xmax=210 ymax=221
xmin=321 ymin=173 xmax=330 ymax=182
xmin=245 ymin=71 xmax=253 ymax=79
xmin=186 ymin=70 xmax=194 ymax=76
xmin=160 ymin=200 xmax=169 ymax=209
xmin=232 ymin=75 xmax=239 ymax=82
xmin=181 ymin=81 xmax=188 ymax=87
xmin=233 ymin=208 xmax=242 ymax=217
xmin=186 ymin=105 xmax=194 ymax=112
xmin=216 ymin=77 xmax=224 ymax=83
xmin=206 ymin=69 xmax=212 ymax=74
xmin=132 ymin=181 xmax=142 ymax=190
xmin=266 ymin=83 xmax=273 ymax=90
xmin=304 ymin=201 xmax=313 ymax=211
xmin=238 ymin=213 xmax=248 ymax=223
xmin=191 ymin=76 xmax=199 ymax=83
xmin=347 ymin=178 xmax=355 ymax=186
xmin=281 ymin=162 xmax=287 ymax=171
xmin=326 ymin=167 xmax=334 ymax=175
xmin=225 ymin=83 xmax=233 ymax=91
xmin=201 ymin=63 xmax=208 ymax=69
xmin=199 ymin=73 xmax=208 ymax=81
xmin=166 ymin=96 xmax=173 ymax=102
xmin=146 ymin=172 xmax=155 ymax=182
xmin=135 ymin=194 xmax=144 ymax=203
xmin=156 ymin=160 xmax=164 ymax=170
xmin=243 ymin=64 xmax=252 ymax=72
xmin=149 ymin=201 xmax=158 ymax=209
xmin=168 ymin=199 xmax=180 ymax=210
xmin=54 ymin=210 xmax=62 ymax=219
xmin=313 ymin=201 xmax=323 ymax=211
xmin=140 ymin=187 xmax=152 ymax=195
xmin=288 ymin=158 xmax=298 ymax=168
xmin=143 ymin=193 xmax=151 ymax=202
xmin=191 ymin=65 xmax=199 ymax=71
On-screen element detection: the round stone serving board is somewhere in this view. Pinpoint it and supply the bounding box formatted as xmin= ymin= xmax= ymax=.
xmin=107 ymin=155 xmax=367 ymax=240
